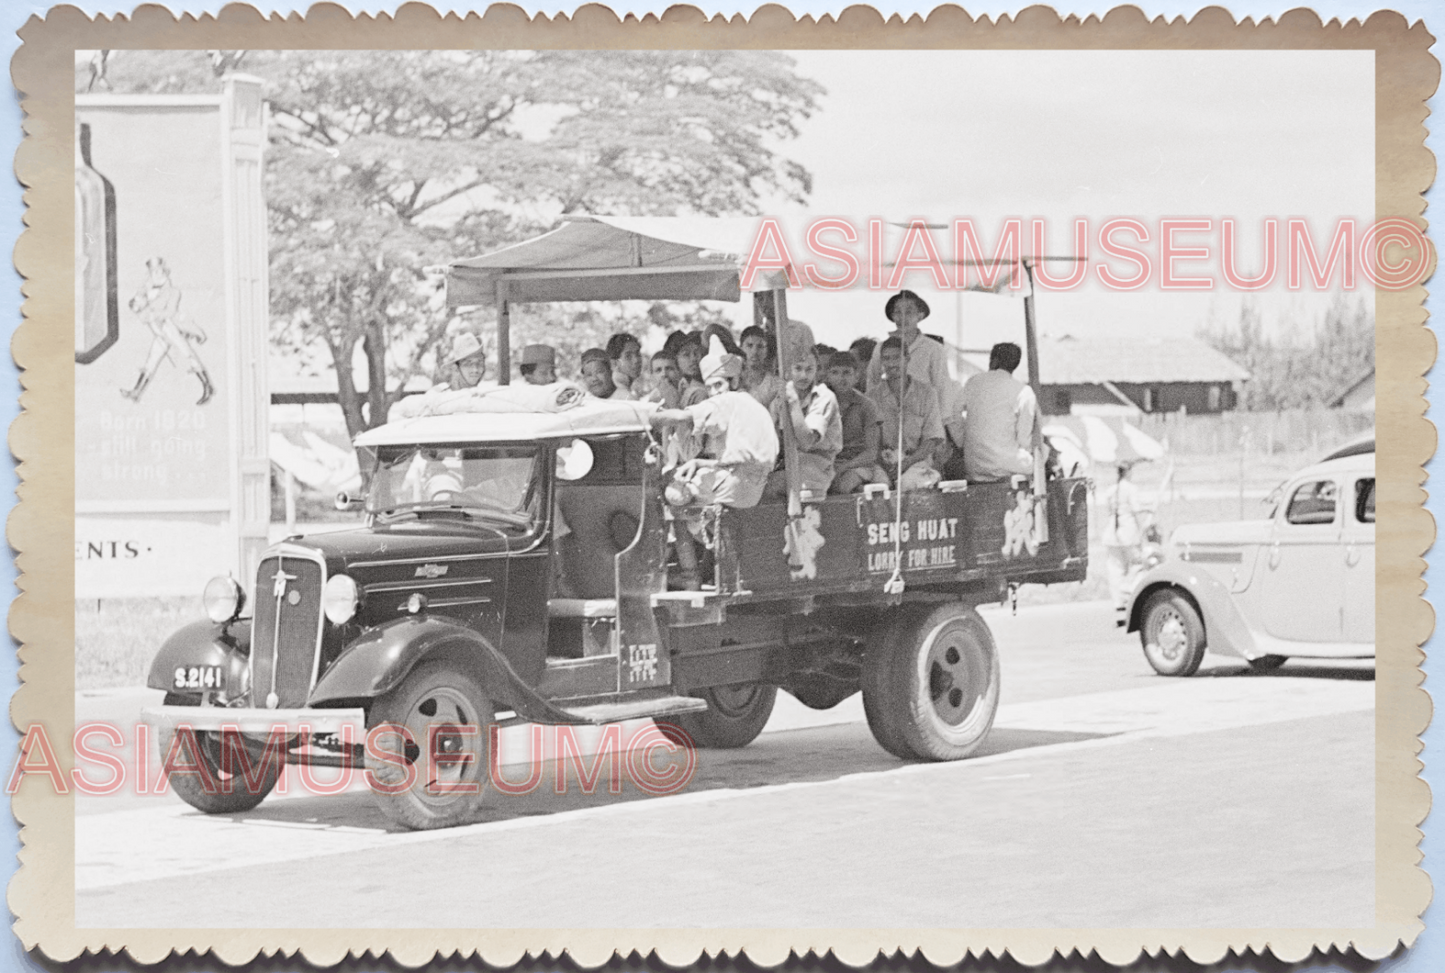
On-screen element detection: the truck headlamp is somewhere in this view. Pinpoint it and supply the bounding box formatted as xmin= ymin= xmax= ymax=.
xmin=202 ymin=576 xmax=244 ymax=624
xmin=323 ymin=574 xmax=360 ymax=625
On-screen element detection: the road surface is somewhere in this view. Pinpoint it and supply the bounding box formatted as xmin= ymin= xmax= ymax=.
xmin=72 ymin=600 xmax=1375 ymax=929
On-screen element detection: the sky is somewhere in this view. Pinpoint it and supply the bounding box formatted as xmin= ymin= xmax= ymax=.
xmin=745 ymin=48 xmax=1376 ymax=352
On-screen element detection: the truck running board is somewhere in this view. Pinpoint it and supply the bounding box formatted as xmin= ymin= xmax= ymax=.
xmin=558 ymin=694 xmax=708 ymax=725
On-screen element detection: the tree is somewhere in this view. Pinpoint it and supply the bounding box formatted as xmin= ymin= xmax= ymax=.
xmin=1199 ymin=294 xmax=1374 ymax=410
xmin=87 ymin=50 xmax=823 ymax=435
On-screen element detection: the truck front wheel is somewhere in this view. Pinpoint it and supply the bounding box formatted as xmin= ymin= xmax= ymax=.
xmin=659 ymin=683 xmax=777 ymax=749
xmin=365 ymin=662 xmax=493 ymax=830
xmin=159 ymin=694 xmax=283 ymax=814
xmin=862 ymin=603 xmax=1000 ymax=761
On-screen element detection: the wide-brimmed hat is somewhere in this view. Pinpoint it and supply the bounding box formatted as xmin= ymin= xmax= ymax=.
xmin=885 ymin=289 xmax=930 ymax=324
xmin=445 ymin=332 xmax=485 ymax=365
xmin=699 ymin=335 xmax=743 ymax=382
xmin=521 ymin=343 xmax=556 ymax=367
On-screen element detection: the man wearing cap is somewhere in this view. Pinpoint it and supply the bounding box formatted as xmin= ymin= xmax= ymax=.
xmin=649 ymin=336 xmax=779 ymax=509
xmin=580 ymin=348 xmax=630 ymax=399
xmin=519 ymin=344 xmax=557 ymax=385
xmin=960 ymin=341 xmax=1038 ymax=482
xmin=440 ymin=333 xmax=487 ymax=390
xmin=865 ymin=291 xmax=960 ymax=470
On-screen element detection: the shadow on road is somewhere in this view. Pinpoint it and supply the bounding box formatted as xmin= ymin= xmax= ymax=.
xmin=217 ymin=721 xmax=1118 ymax=834
xmin=1194 ymin=662 xmax=1376 ymax=681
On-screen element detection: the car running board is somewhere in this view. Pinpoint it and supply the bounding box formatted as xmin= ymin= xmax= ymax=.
xmin=558 ymin=694 xmax=708 ymax=725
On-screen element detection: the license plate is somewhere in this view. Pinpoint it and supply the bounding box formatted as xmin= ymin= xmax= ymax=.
xmin=173 ymin=665 xmax=225 ymax=691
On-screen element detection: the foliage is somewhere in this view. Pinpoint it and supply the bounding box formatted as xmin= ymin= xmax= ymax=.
xmin=85 ymin=49 xmax=822 ymax=434
xmin=1198 ymin=294 xmax=1374 ymax=411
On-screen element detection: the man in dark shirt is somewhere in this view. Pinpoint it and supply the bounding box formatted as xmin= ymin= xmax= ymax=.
xmin=823 ymin=351 xmax=889 ymax=493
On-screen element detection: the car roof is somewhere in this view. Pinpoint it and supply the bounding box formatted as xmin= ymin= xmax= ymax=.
xmin=1290 ymin=450 xmax=1376 ymax=483
xmin=355 ymin=382 xmax=655 ymax=447
xmin=1320 ymin=432 xmax=1374 ymax=462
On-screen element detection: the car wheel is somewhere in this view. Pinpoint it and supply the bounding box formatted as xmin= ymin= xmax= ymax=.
xmin=1248 ymin=654 xmax=1287 ymax=671
xmin=1140 ymin=590 xmax=1207 ymax=677
xmin=862 ymin=602 xmax=1001 ymax=761
xmin=365 ymin=662 xmax=493 ymax=830
xmin=159 ymin=693 xmax=284 ymax=814
xmin=659 ymin=683 xmax=777 ymax=749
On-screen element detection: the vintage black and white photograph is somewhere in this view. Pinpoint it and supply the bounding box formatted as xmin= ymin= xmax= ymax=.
xmin=6 ymin=5 xmax=1432 ymax=962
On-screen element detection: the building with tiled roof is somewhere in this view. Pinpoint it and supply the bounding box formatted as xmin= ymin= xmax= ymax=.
xmin=1037 ymin=333 xmax=1251 ymax=416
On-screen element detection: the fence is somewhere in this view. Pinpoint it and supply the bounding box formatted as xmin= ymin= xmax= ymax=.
xmin=1135 ymin=408 xmax=1374 ymax=457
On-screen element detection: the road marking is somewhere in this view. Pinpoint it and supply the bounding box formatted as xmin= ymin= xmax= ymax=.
xmin=76 ymin=674 xmax=1372 ymax=892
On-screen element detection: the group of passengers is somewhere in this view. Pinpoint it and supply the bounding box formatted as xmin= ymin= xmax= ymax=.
xmin=437 ymin=288 xmax=1039 ymax=513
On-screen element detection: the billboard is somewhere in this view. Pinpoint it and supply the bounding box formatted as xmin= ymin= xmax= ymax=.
xmin=75 ymin=76 xmax=269 ymax=598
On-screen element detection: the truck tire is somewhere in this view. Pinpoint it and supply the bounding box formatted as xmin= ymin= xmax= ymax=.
xmin=159 ymin=694 xmax=283 ymax=814
xmin=660 ymin=683 xmax=777 ymax=749
xmin=365 ymin=662 xmax=493 ymax=830
xmin=862 ymin=602 xmax=1000 ymax=761
xmin=1140 ymin=590 xmax=1207 ymax=677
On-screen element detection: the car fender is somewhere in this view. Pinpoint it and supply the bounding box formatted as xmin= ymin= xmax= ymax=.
xmin=308 ymin=615 xmax=582 ymax=724
xmin=145 ymin=619 xmax=251 ymax=696
xmin=1126 ymin=564 xmax=1258 ymax=661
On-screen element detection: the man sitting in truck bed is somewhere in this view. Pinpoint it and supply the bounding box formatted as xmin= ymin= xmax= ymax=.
xmin=764 ymin=344 xmax=842 ymax=500
xmin=869 ymin=335 xmax=945 ymax=490
xmin=648 ymin=336 xmax=780 ymax=509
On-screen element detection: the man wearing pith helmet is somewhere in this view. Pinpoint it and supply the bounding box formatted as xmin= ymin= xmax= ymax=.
xmin=866 ymin=288 xmax=961 ymax=467
xmin=441 ymin=332 xmax=487 ymax=390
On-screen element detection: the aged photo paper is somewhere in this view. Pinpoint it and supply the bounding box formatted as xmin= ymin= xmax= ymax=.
xmin=6 ymin=2 xmax=1437 ymax=967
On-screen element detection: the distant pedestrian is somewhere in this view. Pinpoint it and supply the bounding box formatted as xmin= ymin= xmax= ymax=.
xmin=1102 ymin=459 xmax=1153 ymax=625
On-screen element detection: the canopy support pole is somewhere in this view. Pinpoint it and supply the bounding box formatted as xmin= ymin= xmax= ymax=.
xmin=1023 ymin=261 xmax=1048 ymax=543
xmin=495 ymin=279 xmax=511 ymax=386
xmin=769 ymin=289 xmax=803 ymax=523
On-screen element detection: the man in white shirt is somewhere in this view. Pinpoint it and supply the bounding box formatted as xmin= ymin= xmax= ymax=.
xmin=960 ymin=342 xmax=1037 ymax=482
xmin=649 ymin=337 xmax=780 ymax=509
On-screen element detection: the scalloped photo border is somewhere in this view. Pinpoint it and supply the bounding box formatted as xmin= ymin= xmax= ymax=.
xmin=8 ymin=2 xmax=1437 ymax=966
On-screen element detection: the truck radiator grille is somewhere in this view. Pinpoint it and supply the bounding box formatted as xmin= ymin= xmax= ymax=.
xmin=250 ymin=555 xmax=324 ymax=708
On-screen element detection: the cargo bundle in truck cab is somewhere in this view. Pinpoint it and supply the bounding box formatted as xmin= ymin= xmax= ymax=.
xmin=143 ymin=217 xmax=1091 ymax=830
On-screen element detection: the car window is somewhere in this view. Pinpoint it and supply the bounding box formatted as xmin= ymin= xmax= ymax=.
xmin=1355 ymin=478 xmax=1375 ymax=524
xmin=1285 ymin=479 xmax=1338 ymax=525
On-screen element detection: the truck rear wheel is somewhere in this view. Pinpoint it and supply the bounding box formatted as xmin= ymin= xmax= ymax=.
xmin=159 ymin=694 xmax=283 ymax=814
xmin=862 ymin=602 xmax=1000 ymax=761
xmin=659 ymin=683 xmax=777 ymax=749
xmin=365 ymin=662 xmax=493 ymax=830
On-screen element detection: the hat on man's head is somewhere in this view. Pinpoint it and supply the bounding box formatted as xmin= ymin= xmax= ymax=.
xmin=580 ymin=348 xmax=612 ymax=369
xmin=445 ymin=332 xmax=485 ymax=365
xmin=699 ymin=335 xmax=743 ymax=382
xmin=885 ymin=289 xmax=930 ymax=324
xmin=521 ymin=344 xmax=556 ymax=367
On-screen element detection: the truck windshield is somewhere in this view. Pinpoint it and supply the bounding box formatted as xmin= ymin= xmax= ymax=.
xmin=366 ymin=445 xmax=540 ymax=529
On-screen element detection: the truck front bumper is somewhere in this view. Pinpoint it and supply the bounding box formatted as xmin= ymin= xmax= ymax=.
xmin=140 ymin=705 xmax=366 ymax=736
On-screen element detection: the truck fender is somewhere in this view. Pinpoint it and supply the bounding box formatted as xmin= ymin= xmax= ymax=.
xmin=1126 ymin=565 xmax=1256 ymax=661
xmin=308 ymin=615 xmax=582 ymax=725
xmin=145 ymin=619 xmax=251 ymax=696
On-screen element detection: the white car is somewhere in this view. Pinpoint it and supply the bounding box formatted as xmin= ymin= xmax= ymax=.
xmin=1124 ymin=437 xmax=1375 ymax=676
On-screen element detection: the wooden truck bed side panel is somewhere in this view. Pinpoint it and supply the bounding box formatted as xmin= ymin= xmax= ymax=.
xmin=717 ymin=478 xmax=1090 ymax=599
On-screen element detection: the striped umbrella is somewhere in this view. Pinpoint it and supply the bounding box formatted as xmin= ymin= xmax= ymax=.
xmin=1043 ymin=415 xmax=1165 ymax=471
